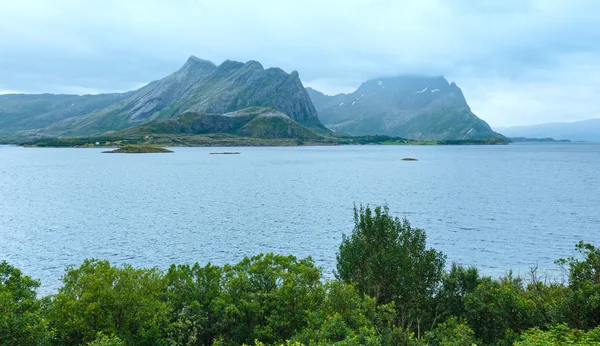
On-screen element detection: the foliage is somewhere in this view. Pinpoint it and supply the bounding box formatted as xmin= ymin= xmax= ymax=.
xmin=436 ymin=263 xmax=482 ymax=320
xmin=292 ymin=281 xmax=399 ymax=345
xmin=214 ymin=254 xmax=323 ymax=345
xmin=163 ymin=262 xmax=224 ymax=346
xmin=48 ymin=259 xmax=170 ymax=346
xmin=515 ymin=324 xmax=600 ymax=346
xmin=463 ymin=273 xmax=547 ymax=345
xmin=336 ymin=204 xmax=446 ymax=337
xmin=424 ymin=316 xmax=477 ymax=346
xmin=1 ymin=206 xmax=599 ymax=346
xmin=87 ymin=333 xmax=127 ymax=346
xmin=556 ymin=241 xmax=600 ymax=330
xmin=0 ymin=261 xmax=54 ymax=345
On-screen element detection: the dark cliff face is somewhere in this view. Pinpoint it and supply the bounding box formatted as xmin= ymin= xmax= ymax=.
xmin=307 ymin=75 xmax=502 ymax=141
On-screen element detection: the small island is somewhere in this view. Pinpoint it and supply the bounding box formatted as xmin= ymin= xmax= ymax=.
xmin=210 ymin=152 xmax=241 ymax=155
xmin=102 ymin=145 xmax=173 ymax=154
xmin=402 ymin=157 xmax=418 ymax=161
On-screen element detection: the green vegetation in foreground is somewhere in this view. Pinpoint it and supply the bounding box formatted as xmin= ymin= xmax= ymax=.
xmin=2 ymin=204 xmax=599 ymax=345
xmin=103 ymin=145 xmax=173 ymax=153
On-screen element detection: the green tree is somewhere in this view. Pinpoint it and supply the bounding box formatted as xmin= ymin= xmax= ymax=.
xmin=556 ymin=241 xmax=600 ymax=330
xmin=464 ymin=273 xmax=546 ymax=345
xmin=292 ymin=281 xmax=399 ymax=346
xmin=215 ymin=253 xmax=323 ymax=345
xmin=516 ymin=324 xmax=600 ymax=346
xmin=87 ymin=333 xmax=127 ymax=346
xmin=436 ymin=263 xmax=481 ymax=321
xmin=336 ymin=204 xmax=446 ymax=338
xmin=425 ymin=316 xmax=477 ymax=346
xmin=48 ymin=259 xmax=170 ymax=345
xmin=0 ymin=261 xmax=54 ymax=345
xmin=163 ymin=262 xmax=224 ymax=345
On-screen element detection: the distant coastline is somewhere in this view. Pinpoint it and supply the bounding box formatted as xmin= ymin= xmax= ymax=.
xmin=11 ymin=134 xmax=509 ymax=148
xmin=509 ymin=137 xmax=571 ymax=143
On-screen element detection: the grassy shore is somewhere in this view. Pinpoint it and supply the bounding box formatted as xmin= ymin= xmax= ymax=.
xmin=14 ymin=133 xmax=510 ymax=148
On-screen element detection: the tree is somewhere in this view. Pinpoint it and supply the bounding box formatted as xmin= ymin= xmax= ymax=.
xmin=436 ymin=263 xmax=482 ymax=321
xmin=163 ymin=262 xmax=224 ymax=346
xmin=515 ymin=324 xmax=600 ymax=346
xmin=292 ymin=281 xmax=399 ymax=346
xmin=87 ymin=333 xmax=127 ymax=346
xmin=336 ymin=204 xmax=446 ymax=338
xmin=48 ymin=259 xmax=170 ymax=346
xmin=464 ymin=273 xmax=546 ymax=345
xmin=215 ymin=253 xmax=323 ymax=345
xmin=425 ymin=316 xmax=477 ymax=346
xmin=0 ymin=261 xmax=54 ymax=345
xmin=556 ymin=241 xmax=600 ymax=330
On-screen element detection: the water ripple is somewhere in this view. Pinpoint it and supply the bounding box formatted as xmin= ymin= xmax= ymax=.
xmin=0 ymin=143 xmax=598 ymax=294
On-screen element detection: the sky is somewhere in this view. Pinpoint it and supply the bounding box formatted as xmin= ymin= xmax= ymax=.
xmin=1 ymin=0 xmax=599 ymax=127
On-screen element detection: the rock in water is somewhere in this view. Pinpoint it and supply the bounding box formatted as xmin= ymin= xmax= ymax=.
xmin=103 ymin=145 xmax=173 ymax=153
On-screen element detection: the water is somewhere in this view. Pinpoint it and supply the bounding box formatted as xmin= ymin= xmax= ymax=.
xmin=1 ymin=143 xmax=598 ymax=294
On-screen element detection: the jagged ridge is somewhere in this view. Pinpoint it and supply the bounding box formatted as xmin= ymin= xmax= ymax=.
xmin=1 ymin=56 xmax=326 ymax=137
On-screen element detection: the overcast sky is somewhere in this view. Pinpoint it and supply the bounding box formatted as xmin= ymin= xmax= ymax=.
xmin=1 ymin=0 xmax=599 ymax=127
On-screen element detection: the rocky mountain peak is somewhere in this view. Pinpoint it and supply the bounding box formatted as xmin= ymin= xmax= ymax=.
xmin=4 ymin=56 xmax=327 ymax=136
xmin=182 ymin=55 xmax=217 ymax=71
xmin=244 ymin=60 xmax=264 ymax=70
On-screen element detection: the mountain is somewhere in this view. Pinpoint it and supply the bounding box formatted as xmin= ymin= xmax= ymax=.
xmin=119 ymin=107 xmax=320 ymax=140
xmin=0 ymin=56 xmax=325 ymax=137
xmin=0 ymin=93 xmax=129 ymax=134
xmin=495 ymin=119 xmax=600 ymax=142
xmin=306 ymin=76 xmax=503 ymax=140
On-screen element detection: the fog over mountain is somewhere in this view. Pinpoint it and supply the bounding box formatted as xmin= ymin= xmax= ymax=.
xmin=307 ymin=76 xmax=503 ymax=140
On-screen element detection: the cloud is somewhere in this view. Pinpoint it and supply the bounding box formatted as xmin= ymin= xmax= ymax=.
xmin=0 ymin=0 xmax=599 ymax=126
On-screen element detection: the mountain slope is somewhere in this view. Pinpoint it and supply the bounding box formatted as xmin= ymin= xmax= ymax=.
xmin=495 ymin=119 xmax=600 ymax=142
xmin=39 ymin=56 xmax=325 ymax=136
xmin=307 ymin=76 xmax=502 ymax=141
xmin=0 ymin=93 xmax=129 ymax=134
xmin=1 ymin=56 xmax=325 ymax=137
xmin=118 ymin=107 xmax=320 ymax=140
xmin=156 ymin=60 xmax=325 ymax=130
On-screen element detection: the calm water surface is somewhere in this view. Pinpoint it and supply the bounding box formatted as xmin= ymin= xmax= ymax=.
xmin=1 ymin=143 xmax=598 ymax=294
